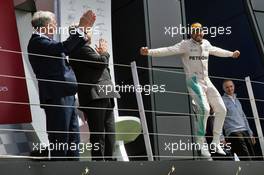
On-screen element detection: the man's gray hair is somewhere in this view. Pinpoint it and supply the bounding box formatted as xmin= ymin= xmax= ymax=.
xmin=31 ymin=11 xmax=55 ymax=29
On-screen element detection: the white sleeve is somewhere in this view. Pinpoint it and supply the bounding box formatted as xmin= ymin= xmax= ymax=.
xmin=208 ymin=42 xmax=233 ymax=57
xmin=148 ymin=40 xmax=186 ymax=57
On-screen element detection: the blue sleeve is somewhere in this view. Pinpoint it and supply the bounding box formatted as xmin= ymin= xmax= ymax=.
xmin=243 ymin=111 xmax=253 ymax=136
xmin=239 ymin=100 xmax=253 ymax=136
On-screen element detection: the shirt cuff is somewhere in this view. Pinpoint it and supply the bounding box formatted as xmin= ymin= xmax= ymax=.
xmin=249 ymin=130 xmax=253 ymax=137
xmin=76 ymin=28 xmax=88 ymax=40
xmin=148 ymin=49 xmax=153 ymax=56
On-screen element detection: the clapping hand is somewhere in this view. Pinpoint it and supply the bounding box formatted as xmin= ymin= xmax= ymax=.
xmin=95 ymin=39 xmax=108 ymax=55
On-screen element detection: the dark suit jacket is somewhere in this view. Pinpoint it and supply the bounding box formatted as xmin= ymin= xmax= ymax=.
xmin=27 ymin=33 xmax=87 ymax=104
xmin=69 ymin=44 xmax=120 ymax=107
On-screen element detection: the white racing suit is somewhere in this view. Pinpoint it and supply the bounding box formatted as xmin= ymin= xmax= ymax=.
xmin=148 ymin=39 xmax=233 ymax=149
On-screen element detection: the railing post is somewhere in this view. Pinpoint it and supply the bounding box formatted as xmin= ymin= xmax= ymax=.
xmin=131 ymin=61 xmax=154 ymax=161
xmin=245 ymin=76 xmax=264 ymax=156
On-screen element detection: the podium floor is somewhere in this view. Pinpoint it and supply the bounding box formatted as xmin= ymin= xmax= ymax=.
xmin=0 ymin=160 xmax=263 ymax=175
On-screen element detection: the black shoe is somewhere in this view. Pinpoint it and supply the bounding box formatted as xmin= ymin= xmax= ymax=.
xmin=30 ymin=147 xmax=49 ymax=161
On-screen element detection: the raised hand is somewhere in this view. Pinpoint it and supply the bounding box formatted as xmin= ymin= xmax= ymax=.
xmin=140 ymin=47 xmax=149 ymax=56
xmin=79 ymin=10 xmax=96 ymax=32
xmin=232 ymin=50 xmax=240 ymax=59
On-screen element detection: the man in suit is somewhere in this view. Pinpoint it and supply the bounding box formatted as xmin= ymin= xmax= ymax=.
xmin=27 ymin=10 xmax=96 ymax=160
xmin=69 ymin=28 xmax=120 ymax=161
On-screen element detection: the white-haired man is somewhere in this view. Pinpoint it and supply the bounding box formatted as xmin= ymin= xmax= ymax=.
xmin=28 ymin=10 xmax=96 ymax=160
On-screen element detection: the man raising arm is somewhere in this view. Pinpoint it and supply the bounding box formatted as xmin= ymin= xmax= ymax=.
xmin=140 ymin=23 xmax=240 ymax=158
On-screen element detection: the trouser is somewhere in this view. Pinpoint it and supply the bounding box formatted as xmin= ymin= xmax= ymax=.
xmin=226 ymin=131 xmax=255 ymax=160
xmin=187 ymin=76 xmax=227 ymax=144
xmin=44 ymin=96 xmax=80 ymax=161
xmin=83 ymin=98 xmax=115 ymax=161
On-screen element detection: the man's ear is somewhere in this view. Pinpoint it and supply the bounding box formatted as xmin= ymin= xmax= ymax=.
xmin=222 ymin=83 xmax=225 ymax=92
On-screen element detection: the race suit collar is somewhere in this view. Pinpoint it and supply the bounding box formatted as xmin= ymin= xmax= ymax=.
xmin=191 ymin=38 xmax=203 ymax=45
